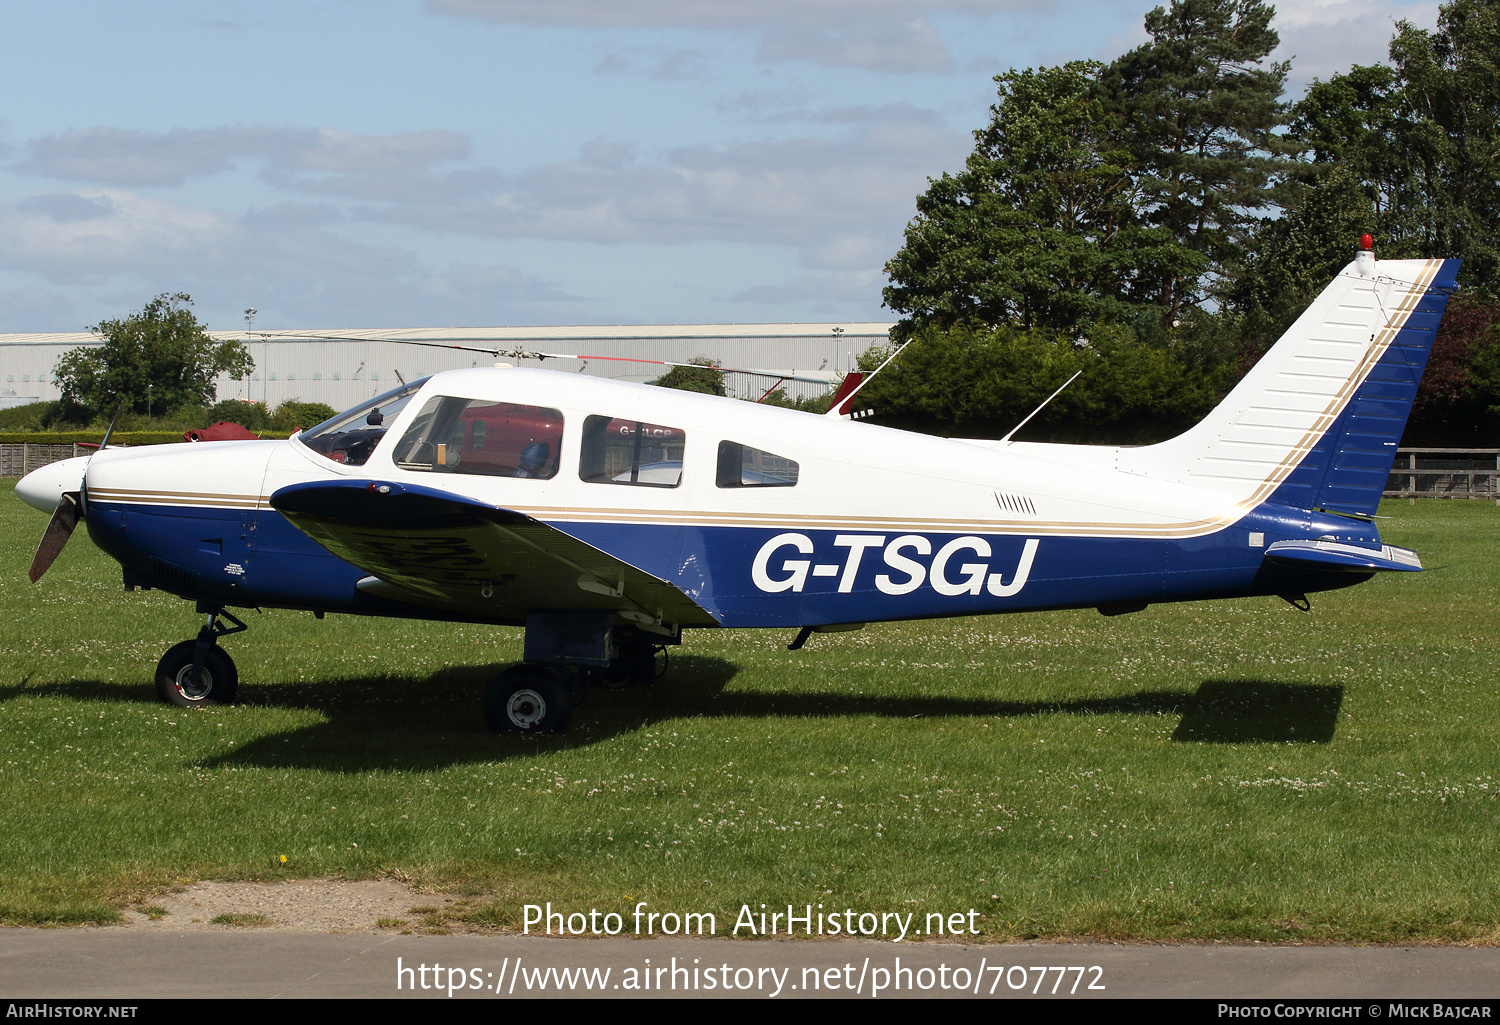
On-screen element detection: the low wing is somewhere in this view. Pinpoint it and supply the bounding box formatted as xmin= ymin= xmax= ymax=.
xmin=270 ymin=479 xmax=718 ymax=627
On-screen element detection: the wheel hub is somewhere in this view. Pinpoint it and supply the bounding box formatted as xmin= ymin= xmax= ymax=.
xmin=506 ymin=688 xmax=548 ymax=728
xmin=173 ymin=665 xmax=213 ymax=701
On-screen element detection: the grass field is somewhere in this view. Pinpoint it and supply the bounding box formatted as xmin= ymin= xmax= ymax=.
xmin=2 ymin=480 xmax=1498 ymax=942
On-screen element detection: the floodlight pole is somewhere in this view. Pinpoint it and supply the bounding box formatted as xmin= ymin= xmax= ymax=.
xmin=245 ymin=308 xmax=260 ymax=404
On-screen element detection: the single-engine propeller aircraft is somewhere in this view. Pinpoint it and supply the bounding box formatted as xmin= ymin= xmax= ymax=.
xmin=17 ymin=243 xmax=1458 ymax=732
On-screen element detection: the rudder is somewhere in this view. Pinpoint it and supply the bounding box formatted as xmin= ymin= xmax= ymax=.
xmin=1268 ymin=259 xmax=1459 ymax=516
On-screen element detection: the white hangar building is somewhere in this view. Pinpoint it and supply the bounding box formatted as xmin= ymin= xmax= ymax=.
xmin=0 ymin=323 xmax=895 ymax=410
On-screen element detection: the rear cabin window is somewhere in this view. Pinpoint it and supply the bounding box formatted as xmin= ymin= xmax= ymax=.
xmin=717 ymin=441 xmax=799 ymax=488
xmin=579 ymin=415 xmax=685 ymax=488
xmin=394 ymin=396 xmax=563 ymax=478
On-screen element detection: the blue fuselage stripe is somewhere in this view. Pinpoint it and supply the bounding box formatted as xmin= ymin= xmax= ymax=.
xmin=84 ymin=500 xmax=1379 ymax=627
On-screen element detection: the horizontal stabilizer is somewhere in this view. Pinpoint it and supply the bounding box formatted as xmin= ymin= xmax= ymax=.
xmin=1264 ymin=539 xmax=1422 ymax=573
xmin=270 ymin=479 xmax=718 ymax=625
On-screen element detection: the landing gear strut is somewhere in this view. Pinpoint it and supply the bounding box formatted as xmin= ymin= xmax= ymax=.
xmin=154 ymin=607 xmax=246 ymax=707
xmin=483 ymin=622 xmax=672 ymax=733
xmin=584 ymin=636 xmax=667 ymax=689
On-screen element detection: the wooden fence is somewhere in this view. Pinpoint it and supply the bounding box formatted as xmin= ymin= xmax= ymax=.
xmin=1384 ymin=449 xmax=1500 ymax=502
xmin=0 ymin=443 xmax=87 ymax=478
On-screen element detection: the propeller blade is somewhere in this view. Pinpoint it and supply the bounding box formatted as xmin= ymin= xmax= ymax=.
xmin=29 ymin=493 xmax=80 ymax=584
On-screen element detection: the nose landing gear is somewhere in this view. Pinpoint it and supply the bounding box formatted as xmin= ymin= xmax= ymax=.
xmin=154 ymin=606 xmax=246 ymax=707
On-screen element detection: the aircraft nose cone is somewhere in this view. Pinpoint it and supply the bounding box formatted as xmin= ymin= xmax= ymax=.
xmin=16 ymin=455 xmax=90 ymax=513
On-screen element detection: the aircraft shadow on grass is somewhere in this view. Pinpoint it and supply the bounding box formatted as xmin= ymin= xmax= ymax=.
xmin=1 ymin=665 xmax=1344 ymax=771
xmin=1171 ymin=679 xmax=1343 ymax=745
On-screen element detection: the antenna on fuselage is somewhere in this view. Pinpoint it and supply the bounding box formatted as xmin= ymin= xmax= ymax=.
xmin=96 ymin=403 xmax=124 ymax=452
xmin=393 ymin=369 xmax=406 ymax=387
xmin=998 ymin=370 xmax=1082 ymax=444
xmin=821 ymin=340 xmax=911 ymax=419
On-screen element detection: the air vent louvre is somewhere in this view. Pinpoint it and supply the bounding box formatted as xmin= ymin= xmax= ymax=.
xmin=994 ymin=491 xmax=1037 ymax=516
xmin=150 ymin=558 xmax=199 ymax=594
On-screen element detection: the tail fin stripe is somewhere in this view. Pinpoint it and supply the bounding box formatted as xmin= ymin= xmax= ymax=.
xmin=1129 ymin=258 xmax=1450 ymax=513
xmin=1265 ymin=260 xmax=1457 ymax=515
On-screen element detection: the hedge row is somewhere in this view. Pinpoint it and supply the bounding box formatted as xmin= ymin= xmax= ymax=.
xmin=0 ymin=431 xmax=295 ymax=445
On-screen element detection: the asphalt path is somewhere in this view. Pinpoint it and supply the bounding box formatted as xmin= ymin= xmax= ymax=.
xmin=3 ymin=931 xmax=1499 ymax=999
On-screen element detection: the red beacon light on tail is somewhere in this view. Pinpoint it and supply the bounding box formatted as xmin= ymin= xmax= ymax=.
xmin=1359 ymin=233 xmax=1374 ymax=252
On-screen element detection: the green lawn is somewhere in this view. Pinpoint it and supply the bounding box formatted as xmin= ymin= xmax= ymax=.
xmin=2 ymin=481 xmax=1497 ymax=942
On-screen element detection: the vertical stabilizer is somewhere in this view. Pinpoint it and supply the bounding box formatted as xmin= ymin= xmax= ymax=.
xmin=1130 ymin=254 xmax=1459 ymax=516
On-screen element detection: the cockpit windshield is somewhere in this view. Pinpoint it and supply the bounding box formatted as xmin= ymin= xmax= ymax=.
xmin=294 ymin=377 xmax=430 ymax=466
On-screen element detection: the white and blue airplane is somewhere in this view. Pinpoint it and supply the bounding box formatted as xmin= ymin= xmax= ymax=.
xmin=16 ymin=244 xmax=1459 ymax=733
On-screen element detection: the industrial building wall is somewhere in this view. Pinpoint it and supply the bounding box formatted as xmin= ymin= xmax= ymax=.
xmin=0 ymin=323 xmax=892 ymax=410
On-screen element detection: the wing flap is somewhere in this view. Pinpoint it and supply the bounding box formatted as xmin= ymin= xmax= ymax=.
xmin=270 ymin=479 xmax=718 ymax=625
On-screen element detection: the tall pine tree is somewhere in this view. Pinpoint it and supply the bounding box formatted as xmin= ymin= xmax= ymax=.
xmin=1290 ymin=0 xmax=1499 ymax=291
xmin=882 ymin=62 xmax=1151 ymax=337
xmin=1102 ymin=0 xmax=1293 ymax=326
xmin=883 ymin=0 xmax=1293 ymax=341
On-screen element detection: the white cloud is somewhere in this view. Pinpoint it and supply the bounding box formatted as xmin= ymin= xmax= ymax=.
xmin=719 ymin=270 xmax=884 ymax=306
xmin=17 ymin=127 xmax=470 ymax=186
xmin=283 ymin=125 xmax=970 ymax=274
xmin=721 ymin=96 xmax=947 ymax=126
xmin=412 ymin=263 xmax=587 ymax=308
xmin=18 ymin=192 xmax=115 ymax=222
xmin=0 ymin=188 xmax=584 ymax=328
xmin=0 ymin=189 xmax=232 ymax=285
xmin=592 ymin=47 xmax=711 ymax=79
xmin=802 ymin=235 xmax=895 ymax=271
xmin=807 ymin=103 xmax=946 ymax=126
xmin=0 ymin=285 xmax=78 ymax=332
xmin=428 ymin=0 xmax=1049 ymax=29
xmin=755 ymin=19 xmax=953 ymax=72
xmin=1270 ymin=0 xmax=1440 ymax=89
xmin=428 ymin=0 xmax=1057 ymax=72
xmin=1072 ymin=1 xmax=1437 ymax=100
xmin=282 ymin=129 xmax=472 ymax=173
xmin=240 ymin=202 xmax=345 ymax=230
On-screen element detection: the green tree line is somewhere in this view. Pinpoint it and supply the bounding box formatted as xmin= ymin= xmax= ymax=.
xmin=871 ymin=0 xmax=1500 ymax=445
xmin=4 ymin=293 xmax=334 ymax=436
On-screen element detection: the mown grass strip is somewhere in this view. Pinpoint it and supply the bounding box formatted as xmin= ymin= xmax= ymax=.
xmin=2 ymin=482 xmax=1497 ymax=942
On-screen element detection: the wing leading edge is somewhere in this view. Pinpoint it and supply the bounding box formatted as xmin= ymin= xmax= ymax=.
xmin=269 ymin=479 xmax=719 ymax=627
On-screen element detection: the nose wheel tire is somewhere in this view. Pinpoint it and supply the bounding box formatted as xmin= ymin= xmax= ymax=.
xmin=485 ymin=666 xmax=571 ymax=733
xmin=155 ymin=641 xmax=239 ymax=707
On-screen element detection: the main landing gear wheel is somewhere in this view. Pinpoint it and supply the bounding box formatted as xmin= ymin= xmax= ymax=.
xmin=485 ymin=665 xmax=571 ymax=733
xmin=155 ymin=641 xmax=239 ymax=707
xmin=589 ymin=639 xmax=665 ymax=689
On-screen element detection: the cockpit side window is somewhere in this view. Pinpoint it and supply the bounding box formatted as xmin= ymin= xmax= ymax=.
xmin=394 ymin=396 xmax=564 ymax=478
xmin=579 ymin=415 xmax=685 ymax=487
xmin=716 ymin=441 xmax=798 ymax=487
xmin=295 ymin=377 xmax=429 ymax=466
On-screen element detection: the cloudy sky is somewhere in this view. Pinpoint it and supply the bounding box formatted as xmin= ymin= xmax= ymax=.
xmin=0 ymin=0 xmax=1438 ymax=332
